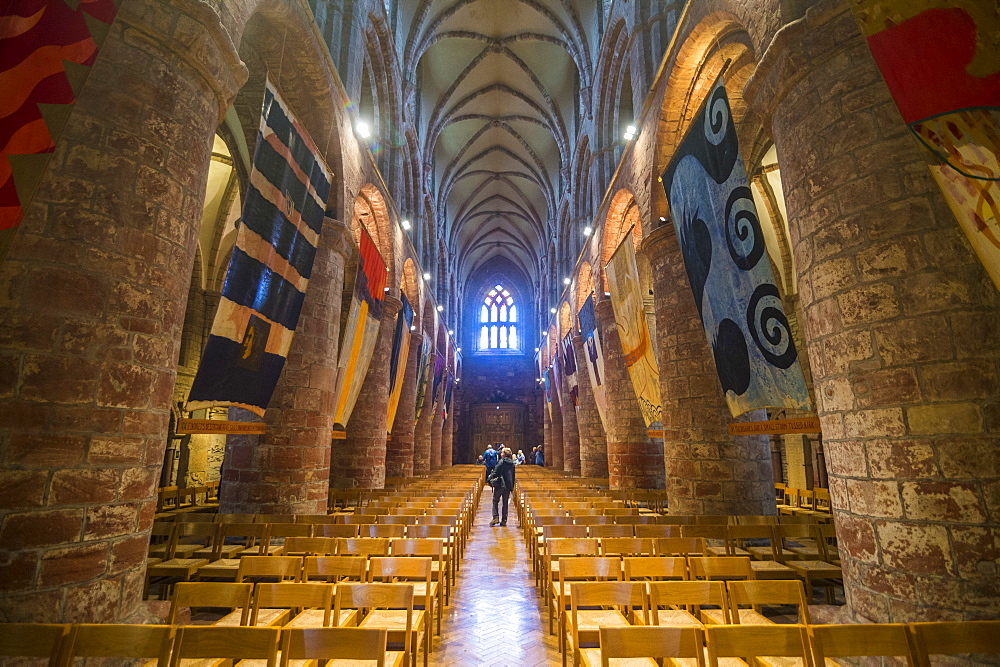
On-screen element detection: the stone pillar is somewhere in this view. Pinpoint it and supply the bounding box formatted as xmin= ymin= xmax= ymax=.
xmin=334 ymin=296 xmax=402 ymax=489
xmin=219 ymin=219 xmax=352 ymax=514
xmin=429 ymin=381 xmax=445 ymax=471
xmin=572 ymin=334 xmax=609 ymax=478
xmin=549 ymin=376 xmax=565 ymax=470
xmin=642 ymin=225 xmax=774 ymax=514
xmin=0 ymin=0 xmax=244 ymax=623
xmin=748 ymin=0 xmax=1000 ymax=622
xmin=385 ymin=333 xmax=422 ymax=478
xmin=560 ymin=365 xmax=581 ymax=474
xmin=442 ymin=391 xmax=455 ymax=467
xmin=542 ymin=399 xmax=552 ymax=467
xmin=412 ymin=350 xmax=436 ymax=475
xmin=595 ymin=300 xmax=664 ymax=489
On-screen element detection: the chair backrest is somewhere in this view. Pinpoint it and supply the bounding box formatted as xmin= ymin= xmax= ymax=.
xmin=808 ymin=623 xmax=915 ymax=664
xmin=282 ymin=536 xmax=336 ymax=556
xmin=735 ymin=515 xmax=778 ymax=525
xmin=542 ymin=525 xmax=589 ymax=540
xmin=390 ymin=538 xmax=445 ymax=557
xmin=303 ymin=555 xmax=367 ymax=583
xmin=406 ymin=524 xmax=452 ymax=540
xmin=654 ymin=537 xmax=707 ymax=557
xmin=0 ymin=623 xmax=68 ymax=662
xmin=623 ymin=556 xmax=687 ymax=581
xmin=252 ymin=583 xmax=333 ymax=626
xmin=688 ymin=557 xmax=752 ymax=581
xmin=680 ymin=524 xmax=728 ymax=540
xmin=648 ymin=580 xmax=729 ymax=623
xmin=557 ymin=556 xmax=621 ymax=582
xmin=413 ymin=515 xmax=458 ymax=526
xmin=64 ymin=624 xmax=175 ymax=666
xmin=336 ymin=537 xmax=391 ymax=557
xmin=635 ymin=524 xmax=681 ymax=538
xmin=909 ymin=620 xmax=1000 ymax=666
xmin=546 ymin=537 xmax=600 ymax=558
xmin=570 ymin=581 xmax=647 ymax=624
xmin=176 ymin=521 xmax=219 ymax=547
xmin=256 ymin=514 xmax=296 ymax=524
xmin=572 ymin=515 xmax=613 ymax=525
xmin=368 ymin=556 xmax=432 ymax=583
xmin=280 ymin=627 xmax=388 ymax=666
xmin=171 ymin=625 xmax=280 ymax=666
xmin=315 ymin=523 xmax=360 ymax=538
xmin=296 ymin=514 xmax=341 ymax=525
xmin=267 ymin=522 xmax=313 ymax=538
xmin=216 ymin=513 xmax=256 ymax=524
xmin=380 ymin=514 xmax=419 ymax=525
xmin=589 ymin=524 xmax=633 ymax=538
xmin=598 ymin=626 xmax=705 ymax=666
xmin=169 ymin=582 xmax=253 ymax=624
xmin=601 ymin=537 xmax=653 ymax=557
xmin=218 ymin=522 xmax=270 ymax=556
xmin=726 ymin=579 xmax=811 ymax=624
xmin=177 ymin=513 xmax=216 ymax=523
xmin=658 ymin=515 xmax=695 ymax=525
xmin=727 ymin=524 xmax=777 ymax=559
xmin=236 ymin=556 xmax=302 ymax=583
xmin=616 ymin=514 xmax=657 ymax=524
xmin=333 ymin=584 xmax=413 ymax=659
xmin=361 ymin=524 xmax=406 ymax=538
xmin=705 ymin=624 xmax=810 ymax=665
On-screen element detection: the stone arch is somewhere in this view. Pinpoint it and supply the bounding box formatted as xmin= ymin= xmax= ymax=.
xmin=559 ymin=301 xmax=573 ymax=340
xmin=351 ymin=184 xmax=396 ymax=285
xmin=401 ymin=257 xmax=421 ymax=324
xmin=600 ymin=188 xmax=643 ymax=294
xmin=548 ymin=325 xmax=559 ymax=364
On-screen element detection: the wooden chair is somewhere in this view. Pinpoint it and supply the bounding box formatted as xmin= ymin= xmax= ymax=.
xmin=648 ymin=580 xmax=729 ymax=626
xmin=196 ymin=523 xmax=270 ymax=580
xmin=600 ymin=537 xmax=654 ymax=558
xmin=623 ymin=556 xmax=688 ymax=582
xmin=266 ymin=522 xmax=313 ymax=554
xmin=145 ymin=524 xmax=210 ymax=598
xmin=362 ymin=523 xmax=407 ymax=538
xmin=536 ymin=525 xmax=590 ymax=582
xmin=781 ymin=525 xmax=843 ymax=604
xmin=654 ymin=537 xmax=708 ymax=557
xmin=714 ymin=579 xmax=811 ymax=626
xmin=392 ymin=536 xmax=451 ymax=609
xmin=563 ymin=581 xmax=646 ymax=667
xmin=0 ymin=623 xmax=69 ymax=665
xmin=681 ymin=525 xmax=729 ymax=556
xmin=176 ymin=521 xmax=224 ymax=560
xmin=170 ymin=625 xmax=280 ymax=667
xmin=303 ymin=555 xmax=368 ymax=583
xmin=256 ymin=514 xmax=296 ymax=524
xmin=279 ymin=627 xmax=404 ymax=667
xmin=296 ymin=514 xmax=343 ymax=525
xmin=704 ymin=623 xmax=811 ymax=667
xmin=315 ymin=523 xmax=361 ymax=538
xmin=588 ymin=524 xmax=633 ymax=538
xmin=369 ymin=556 xmax=437 ymax=641
xmin=808 ymin=623 xmax=916 ymax=666
xmin=580 ymin=625 xmax=706 ymax=667
xmin=688 ymin=557 xmax=753 ymax=582
xmin=337 ymin=537 xmax=392 ymax=559
xmin=235 ymin=555 xmax=302 ymax=583
xmin=281 ymin=536 xmax=336 ymax=556
xmin=337 ymin=583 xmax=425 ymax=667
xmin=168 ymin=581 xmax=252 ymax=626
xmin=544 ymin=538 xmax=601 ymax=605
xmin=909 ymin=620 xmax=1000 ymax=667
xmin=550 ymin=556 xmax=621 ymax=638
xmin=252 ymin=582 xmax=356 ymax=628
xmin=573 ymin=515 xmax=614 ymax=526
xmin=635 ymin=524 xmax=681 ymax=539
xmin=382 ymin=514 xmax=420 ymax=525
xmin=61 ymin=624 xmax=174 ymax=667
xmin=405 ymin=524 xmax=458 ymax=585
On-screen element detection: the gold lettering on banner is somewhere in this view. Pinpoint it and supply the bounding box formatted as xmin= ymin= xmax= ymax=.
xmin=331 ymin=430 xmax=347 ymax=440
xmin=176 ymin=419 xmax=266 ymax=435
xmin=646 ymin=429 xmax=664 ymax=438
xmin=727 ymin=416 xmax=821 ymax=436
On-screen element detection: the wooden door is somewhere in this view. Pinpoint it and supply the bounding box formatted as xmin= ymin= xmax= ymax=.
xmin=471 ymin=402 xmax=526 ymax=457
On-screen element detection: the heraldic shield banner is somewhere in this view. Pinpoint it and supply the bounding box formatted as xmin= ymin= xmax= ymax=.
xmin=660 ymin=77 xmax=811 ymax=418
xmin=386 ymin=294 xmax=414 ymax=433
xmin=188 ymin=79 xmax=332 ymax=417
xmin=578 ymin=295 xmax=607 ymax=428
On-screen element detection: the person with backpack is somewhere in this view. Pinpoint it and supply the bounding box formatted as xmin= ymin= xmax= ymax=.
xmin=488 ymin=448 xmax=516 ymax=527
xmin=482 ymin=444 xmax=499 ymax=479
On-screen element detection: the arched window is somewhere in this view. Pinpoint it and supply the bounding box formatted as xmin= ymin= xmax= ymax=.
xmin=479 ymin=285 xmax=519 ymax=351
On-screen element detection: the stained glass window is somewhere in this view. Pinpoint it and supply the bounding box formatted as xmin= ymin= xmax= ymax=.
xmin=479 ymin=285 xmax=519 ymax=351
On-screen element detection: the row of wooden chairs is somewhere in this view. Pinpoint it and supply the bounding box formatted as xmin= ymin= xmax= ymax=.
xmin=575 ymin=620 xmax=1000 ymax=667
xmin=776 ymin=484 xmax=832 ymax=518
xmin=155 ymin=481 xmax=219 ymax=514
xmin=1 ymin=623 xmax=407 ymax=666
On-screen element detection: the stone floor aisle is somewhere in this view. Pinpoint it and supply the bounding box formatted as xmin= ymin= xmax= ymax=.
xmin=433 ymin=488 xmax=560 ymax=666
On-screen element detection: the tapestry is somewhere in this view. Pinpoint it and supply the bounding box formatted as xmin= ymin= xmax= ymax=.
xmin=442 ymin=371 xmax=454 ymax=421
xmin=578 ymin=295 xmax=608 ymax=428
xmin=413 ymin=337 xmax=432 ymax=420
xmin=430 ymin=353 xmax=446 ymax=414
xmin=544 ymin=366 xmax=555 ymax=419
xmin=660 ymin=77 xmax=811 ymax=417
xmin=0 ymin=0 xmax=121 ymax=263
xmin=188 ymin=80 xmax=332 ymax=416
xmin=605 ymin=233 xmax=662 ymax=427
xmin=385 ymin=293 xmax=413 ymax=433
xmin=562 ymin=333 xmax=579 ymax=411
xmin=331 ymin=226 xmax=387 ymax=428
xmin=849 ymin=1 xmax=1000 ymax=290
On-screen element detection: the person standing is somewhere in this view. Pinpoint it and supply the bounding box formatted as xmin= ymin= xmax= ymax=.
xmin=482 ymin=444 xmax=498 ymax=478
xmin=535 ymin=446 xmax=544 ymax=466
xmin=515 ymin=449 xmax=525 ymax=465
xmin=489 ymin=448 xmax=516 ymax=527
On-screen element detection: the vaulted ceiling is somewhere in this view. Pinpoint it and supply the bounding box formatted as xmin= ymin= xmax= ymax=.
xmin=400 ymin=0 xmax=598 ymax=285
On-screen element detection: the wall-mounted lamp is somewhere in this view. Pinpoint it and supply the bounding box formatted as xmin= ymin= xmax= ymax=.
xmin=563 ymin=277 xmax=571 ymax=285
xmin=356 ymin=121 xmax=371 ymax=139
xmin=410 ymin=325 xmax=417 ymax=331
xmin=437 ymin=304 xmax=444 ymax=312
xmin=550 ymin=307 xmax=556 ymax=314
xmin=583 ymin=226 xmax=592 ymax=236
xmin=401 ymin=219 xmax=411 ymax=230
xmin=448 ymin=329 xmax=454 ymax=336
xmin=623 ymin=124 xmax=636 ymax=141
xmin=423 ymin=272 xmax=431 ymax=280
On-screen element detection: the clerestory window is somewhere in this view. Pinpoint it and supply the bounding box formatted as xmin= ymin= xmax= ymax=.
xmin=478 ymin=285 xmax=519 ymax=351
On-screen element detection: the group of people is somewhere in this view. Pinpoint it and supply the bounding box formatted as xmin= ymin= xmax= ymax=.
xmin=479 ymin=443 xmax=544 ymax=527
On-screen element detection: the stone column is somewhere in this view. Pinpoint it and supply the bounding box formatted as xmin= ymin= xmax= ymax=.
xmin=595 ymin=300 xmax=664 ymax=489
xmin=549 ymin=376 xmax=565 ymax=470
xmin=642 ymin=225 xmax=774 ymax=514
xmin=218 ymin=219 xmax=352 ymax=514
xmin=560 ymin=365 xmax=581 ymax=474
xmin=0 ymin=0 xmax=244 ymax=623
xmin=542 ymin=399 xmax=552 ymax=467
xmin=429 ymin=381 xmax=445 ymax=470
xmin=442 ymin=389 xmax=455 ymax=467
xmin=412 ymin=350 xmax=436 ymax=475
xmin=385 ymin=333 xmax=422 ymax=478
xmin=747 ymin=0 xmax=1000 ymax=622
xmin=334 ymin=296 xmax=402 ymax=489
xmin=572 ymin=334 xmax=609 ymax=478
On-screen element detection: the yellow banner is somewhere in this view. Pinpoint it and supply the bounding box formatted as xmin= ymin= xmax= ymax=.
xmin=176 ymin=419 xmax=265 ymax=435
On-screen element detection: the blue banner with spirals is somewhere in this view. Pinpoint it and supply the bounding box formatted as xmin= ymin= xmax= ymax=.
xmin=660 ymin=77 xmax=812 ymax=418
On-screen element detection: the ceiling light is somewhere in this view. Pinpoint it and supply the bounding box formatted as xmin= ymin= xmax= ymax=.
xmin=423 ymin=272 xmax=431 ymax=280
xmin=550 ymin=308 xmax=556 ymax=314
xmin=356 ymin=121 xmax=371 ymax=138
xmin=563 ymin=277 xmax=571 ymax=285
xmin=540 ymin=330 xmax=546 ymax=337
xmin=457 ymin=348 xmax=461 ymax=353
xmin=583 ymin=226 xmax=592 ymax=236
xmin=401 ymin=219 xmax=411 ymax=230
xmin=437 ymin=305 xmax=444 ymax=312
xmin=410 ymin=325 xmax=416 ymax=331
xmin=448 ymin=330 xmax=454 ymax=336
xmin=534 ymin=347 xmax=539 ymax=352
xmin=626 ymin=125 xmax=636 ymax=135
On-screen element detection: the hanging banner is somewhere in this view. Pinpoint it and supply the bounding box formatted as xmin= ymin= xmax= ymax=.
xmin=188 ymin=79 xmax=332 ymax=416
xmin=331 ymin=226 xmax=386 ymax=428
xmin=578 ymin=295 xmax=607 ymax=428
xmin=562 ymin=333 xmax=579 ymax=411
xmin=543 ymin=366 xmax=555 ymax=419
xmin=413 ymin=337 xmax=432 ymax=420
xmin=0 ymin=0 xmax=122 ymax=263
xmin=605 ymin=232 xmax=662 ymax=427
xmin=849 ymin=1 xmax=1000 ymax=290
xmin=442 ymin=371 xmax=454 ymax=421
xmin=661 ymin=77 xmax=812 ymax=417
xmin=385 ymin=294 xmax=413 ymax=433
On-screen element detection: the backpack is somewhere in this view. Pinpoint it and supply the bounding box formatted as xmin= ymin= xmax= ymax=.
xmin=487 ymin=463 xmax=507 ymax=492
xmin=483 ymin=448 xmax=498 ymax=467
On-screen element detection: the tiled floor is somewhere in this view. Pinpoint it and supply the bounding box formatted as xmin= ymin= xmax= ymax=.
xmin=433 ymin=489 xmax=560 ymax=666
